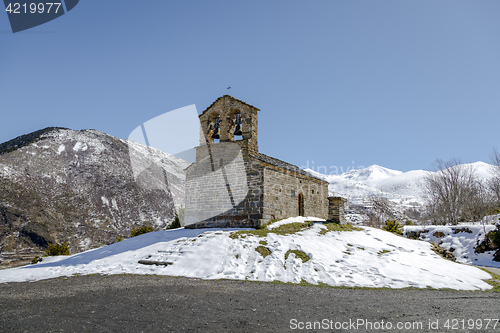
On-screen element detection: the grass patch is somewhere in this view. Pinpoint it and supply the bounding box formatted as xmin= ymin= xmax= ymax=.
xmin=230 ymin=222 xmax=315 ymax=239
xmin=231 ymin=221 xmax=362 ymax=239
xmin=266 ymin=279 xmax=461 ymax=291
xmin=255 ymin=219 xmax=279 ymax=230
xmin=269 ymin=279 xmax=327 ymax=288
xmin=377 ymin=249 xmax=391 ymax=256
xmin=285 ymin=249 xmax=310 ymax=263
xmin=478 ymin=268 xmax=500 ymax=293
xmin=56 ymin=273 xmax=473 ymax=292
xmin=259 ymin=240 xmax=268 ymax=246
xmin=318 ymin=222 xmax=361 ymax=235
xmin=255 ymin=246 xmax=272 ymax=258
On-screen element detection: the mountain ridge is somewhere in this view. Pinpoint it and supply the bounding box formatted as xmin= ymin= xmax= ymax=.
xmin=305 ymin=161 xmax=497 ymax=224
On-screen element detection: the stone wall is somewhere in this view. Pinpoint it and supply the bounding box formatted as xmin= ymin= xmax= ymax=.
xmin=262 ymin=160 xmax=328 ymax=221
xmin=184 ymin=142 xmax=264 ymax=228
xmin=185 ymin=148 xmax=330 ymax=228
xmin=328 ymin=196 xmax=347 ymax=223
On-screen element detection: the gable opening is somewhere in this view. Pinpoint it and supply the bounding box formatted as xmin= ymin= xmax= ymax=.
xmin=208 ymin=115 xmax=220 ymax=143
xmin=228 ymin=110 xmax=243 ymax=142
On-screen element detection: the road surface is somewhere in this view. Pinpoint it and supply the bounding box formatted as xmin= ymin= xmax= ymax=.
xmin=0 ymin=274 xmax=499 ymax=332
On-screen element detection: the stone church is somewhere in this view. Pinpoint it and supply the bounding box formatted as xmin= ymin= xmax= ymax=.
xmin=184 ymin=95 xmax=346 ymax=228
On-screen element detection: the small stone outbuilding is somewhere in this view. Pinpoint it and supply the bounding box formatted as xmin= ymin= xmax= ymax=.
xmin=184 ymin=95 xmax=346 ymax=228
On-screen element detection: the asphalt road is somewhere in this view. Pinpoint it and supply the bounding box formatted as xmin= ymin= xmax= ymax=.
xmin=0 ymin=274 xmax=499 ymax=333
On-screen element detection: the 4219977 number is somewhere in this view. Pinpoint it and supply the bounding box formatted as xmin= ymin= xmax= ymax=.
xmin=5 ymin=2 xmax=62 ymax=14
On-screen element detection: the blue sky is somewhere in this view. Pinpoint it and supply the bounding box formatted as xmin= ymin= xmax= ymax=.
xmin=1 ymin=0 xmax=499 ymax=173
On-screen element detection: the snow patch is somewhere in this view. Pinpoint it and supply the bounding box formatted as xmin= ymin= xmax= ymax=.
xmin=267 ymin=216 xmax=326 ymax=229
xmin=0 ymin=226 xmax=492 ymax=290
xmin=57 ymin=144 xmax=65 ymax=155
xmin=73 ymin=142 xmax=88 ymax=152
xmin=111 ymin=198 xmax=119 ymax=210
xmin=73 ymin=142 xmax=82 ymax=151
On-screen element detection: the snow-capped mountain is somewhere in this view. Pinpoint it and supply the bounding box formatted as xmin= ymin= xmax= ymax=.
xmin=305 ymin=162 xmax=497 ymax=224
xmin=0 ymin=127 xmax=190 ymax=267
xmin=305 ymin=164 xmax=426 ymax=201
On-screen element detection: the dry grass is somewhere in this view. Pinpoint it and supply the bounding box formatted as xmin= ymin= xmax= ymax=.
xmin=230 ymin=222 xmax=315 ymax=239
xmin=285 ymin=249 xmax=310 ymax=263
xmin=318 ymin=223 xmax=361 ymax=235
xmin=479 ymin=268 xmax=500 ymax=293
xmin=255 ymin=246 xmax=272 ymax=258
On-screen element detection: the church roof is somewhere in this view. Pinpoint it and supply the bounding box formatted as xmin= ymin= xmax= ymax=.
xmin=199 ymin=95 xmax=260 ymax=118
xmin=256 ymin=153 xmax=327 ymax=183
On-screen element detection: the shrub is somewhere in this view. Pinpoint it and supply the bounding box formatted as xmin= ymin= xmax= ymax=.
xmin=382 ymin=220 xmax=403 ymax=235
xmin=31 ymin=256 xmax=43 ymax=264
xmin=490 ymin=224 xmax=500 ymax=246
xmin=45 ymin=242 xmax=70 ymax=256
xmin=130 ymin=225 xmax=154 ymax=238
xmin=167 ymin=214 xmax=181 ymax=230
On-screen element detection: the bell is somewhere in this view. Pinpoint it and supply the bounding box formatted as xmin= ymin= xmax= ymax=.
xmin=234 ymin=124 xmax=242 ymax=136
xmin=234 ymin=113 xmax=243 ymax=136
xmin=211 ymin=116 xmax=220 ymax=140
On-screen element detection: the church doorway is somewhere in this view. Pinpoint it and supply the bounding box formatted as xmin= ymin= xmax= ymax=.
xmin=298 ymin=193 xmax=304 ymax=216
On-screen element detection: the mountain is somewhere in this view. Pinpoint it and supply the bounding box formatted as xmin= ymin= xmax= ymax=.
xmin=0 ymin=127 xmax=190 ymax=268
xmin=305 ymin=162 xmax=497 ymax=224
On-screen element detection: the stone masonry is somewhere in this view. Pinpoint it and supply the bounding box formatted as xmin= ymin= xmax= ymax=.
xmin=328 ymin=197 xmax=347 ymax=224
xmin=184 ymin=95 xmax=346 ymax=228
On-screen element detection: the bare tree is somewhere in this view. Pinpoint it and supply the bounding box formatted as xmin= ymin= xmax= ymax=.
xmin=424 ymin=158 xmax=484 ymax=225
xmin=366 ymin=196 xmax=395 ymax=228
xmin=489 ymin=148 xmax=500 ymax=207
xmin=462 ymin=180 xmax=488 ymax=223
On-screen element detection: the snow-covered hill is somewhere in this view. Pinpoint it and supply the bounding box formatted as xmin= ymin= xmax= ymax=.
xmin=305 ymin=162 xmax=497 ymax=224
xmin=0 ymin=127 xmax=190 ymax=267
xmin=0 ymin=217 xmax=493 ymax=290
